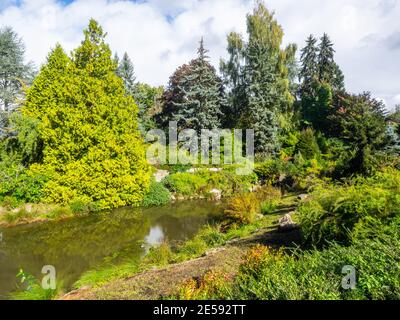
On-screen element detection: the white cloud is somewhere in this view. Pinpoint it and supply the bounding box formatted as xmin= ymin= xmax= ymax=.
xmin=0 ymin=0 xmax=399 ymax=109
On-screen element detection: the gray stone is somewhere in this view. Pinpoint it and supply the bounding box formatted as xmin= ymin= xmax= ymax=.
xmin=209 ymin=189 xmax=222 ymax=201
xmin=154 ymin=170 xmax=169 ymax=182
xmin=298 ymin=194 xmax=310 ymax=201
xmin=278 ymin=214 xmax=299 ymax=232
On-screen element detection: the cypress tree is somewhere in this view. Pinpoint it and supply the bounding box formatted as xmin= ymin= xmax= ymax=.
xmin=23 ymin=20 xmax=150 ymax=209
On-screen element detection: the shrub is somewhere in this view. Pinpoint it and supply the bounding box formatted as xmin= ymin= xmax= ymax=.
xmin=224 ymin=193 xmax=260 ymax=225
xmin=255 ymin=185 xmax=282 ymax=202
xmin=255 ymin=185 xmax=281 ymax=215
xmin=209 ymin=220 xmax=400 ymax=300
xmin=163 ymin=172 xmax=206 ymax=196
xmin=254 ymin=159 xmax=283 ymax=184
xmin=0 ymin=158 xmax=49 ymax=205
xmin=143 ymin=241 xmax=173 ymax=266
xmin=162 ymin=169 xmax=258 ymax=198
xmin=299 ymin=168 xmax=400 ymax=246
xmin=177 ymin=270 xmax=230 ymax=300
xmin=295 ymin=128 xmax=320 ymax=160
xmin=142 ymin=180 xmax=171 ymax=207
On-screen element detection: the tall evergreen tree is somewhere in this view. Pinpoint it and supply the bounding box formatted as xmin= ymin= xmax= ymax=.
xmin=330 ymin=92 xmax=389 ymax=174
xmin=299 ymin=33 xmax=345 ymax=131
xmin=318 ymin=33 xmax=335 ymax=83
xmin=0 ymin=27 xmax=33 ymax=112
xmin=22 ymin=20 xmax=150 ymax=209
xmin=299 ymin=35 xmax=318 ymax=98
xmin=220 ymin=32 xmax=246 ymax=127
xmin=159 ymin=38 xmax=225 ymax=133
xmin=116 ymin=52 xmax=136 ymax=96
xmin=221 ymin=1 xmax=295 ymax=154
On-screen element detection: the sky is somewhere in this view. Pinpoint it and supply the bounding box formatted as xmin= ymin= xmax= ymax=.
xmin=0 ymin=0 xmax=399 ymax=110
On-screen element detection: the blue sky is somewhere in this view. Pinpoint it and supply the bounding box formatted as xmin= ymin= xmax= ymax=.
xmin=0 ymin=0 xmax=399 ymax=109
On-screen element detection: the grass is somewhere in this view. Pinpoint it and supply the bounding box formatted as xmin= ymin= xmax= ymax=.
xmin=0 ymin=204 xmax=75 ymax=226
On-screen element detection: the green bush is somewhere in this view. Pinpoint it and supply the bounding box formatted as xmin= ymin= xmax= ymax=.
xmin=187 ymin=219 xmax=400 ymax=300
xmin=254 ymin=159 xmax=284 ymax=184
xmin=143 ymin=241 xmax=173 ymax=266
xmin=295 ymin=128 xmax=320 ymax=160
xmin=163 ymin=172 xmax=207 ymax=196
xmin=163 ymin=169 xmax=258 ymax=197
xmin=142 ymin=180 xmax=171 ymax=207
xmin=298 ymin=168 xmax=400 ymax=246
xmin=224 ymin=193 xmax=260 ymax=225
xmin=0 ymin=157 xmax=49 ymax=205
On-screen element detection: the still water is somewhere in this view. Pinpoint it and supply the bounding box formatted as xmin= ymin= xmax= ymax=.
xmin=0 ymin=200 xmax=222 ymax=299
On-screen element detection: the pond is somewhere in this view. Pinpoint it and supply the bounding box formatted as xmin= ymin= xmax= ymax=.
xmin=0 ymin=200 xmax=223 ymax=299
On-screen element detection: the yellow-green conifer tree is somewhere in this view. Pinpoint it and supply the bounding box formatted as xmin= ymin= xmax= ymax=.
xmin=23 ymin=20 xmax=150 ymax=209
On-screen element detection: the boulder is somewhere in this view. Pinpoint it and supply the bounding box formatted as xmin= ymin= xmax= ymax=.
xmin=154 ymin=170 xmax=169 ymax=182
xmin=209 ymin=189 xmax=222 ymax=201
xmin=298 ymin=194 xmax=310 ymax=201
xmin=278 ymin=214 xmax=299 ymax=232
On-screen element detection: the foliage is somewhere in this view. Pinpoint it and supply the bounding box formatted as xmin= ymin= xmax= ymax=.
xmin=134 ymin=83 xmax=163 ymax=133
xmin=143 ymin=241 xmax=174 ymax=266
xmin=162 ymin=169 xmax=257 ymax=197
xmin=116 ymin=52 xmax=136 ymax=95
xmin=11 ymin=269 xmax=58 ymax=300
xmin=178 ymin=270 xmax=230 ymax=300
xmin=330 ymin=92 xmax=389 ymax=174
xmin=254 ymin=159 xmax=285 ymax=184
xmin=298 ymin=168 xmax=400 ymax=246
xmin=158 ymin=39 xmax=225 ymax=132
xmin=0 ymin=26 xmax=34 ymax=112
xmin=21 ymin=20 xmax=151 ymax=209
xmin=221 ymin=1 xmax=295 ymax=154
xmin=299 ymin=33 xmax=344 ymax=132
xmin=0 ymin=154 xmax=49 ymax=205
xmin=224 ymin=193 xmax=260 ymax=225
xmin=229 ymin=227 xmax=399 ymax=300
xmin=295 ymin=128 xmax=320 ymax=160
xmin=183 ymin=217 xmax=400 ymax=300
xmin=142 ymin=180 xmax=171 ymax=207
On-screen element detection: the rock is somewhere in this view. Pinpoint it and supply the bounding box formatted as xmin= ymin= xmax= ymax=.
xmin=278 ymin=174 xmax=287 ymax=182
xmin=278 ymin=214 xmax=299 ymax=232
xmin=256 ymin=214 xmax=264 ymax=220
xmin=209 ymin=189 xmax=222 ymax=201
xmin=249 ymin=185 xmax=261 ymax=192
xmin=154 ymin=170 xmax=169 ymax=182
xmin=298 ymin=194 xmax=310 ymax=201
